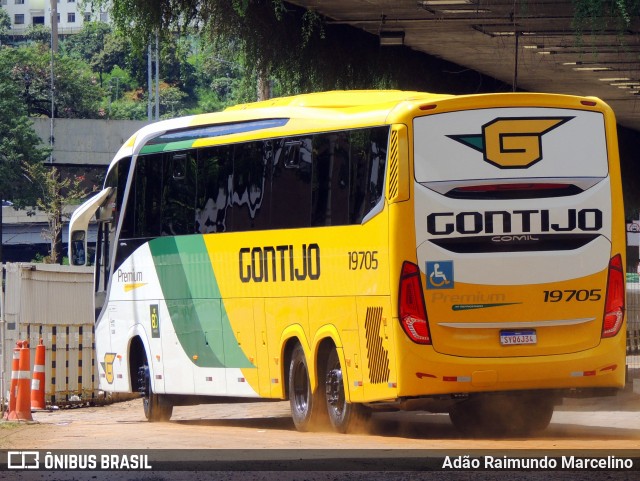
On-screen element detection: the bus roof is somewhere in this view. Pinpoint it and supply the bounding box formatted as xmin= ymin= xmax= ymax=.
xmin=107 ymin=90 xmax=611 ymax=176
xmin=224 ymin=90 xmax=446 ymax=111
xmin=108 ymin=90 xmax=451 ymax=169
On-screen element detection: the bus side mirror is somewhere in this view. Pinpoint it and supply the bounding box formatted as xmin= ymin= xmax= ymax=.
xmin=70 ymin=230 xmax=86 ymax=266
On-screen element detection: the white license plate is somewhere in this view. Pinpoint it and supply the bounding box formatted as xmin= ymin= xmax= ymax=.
xmin=500 ymin=330 xmax=537 ymax=346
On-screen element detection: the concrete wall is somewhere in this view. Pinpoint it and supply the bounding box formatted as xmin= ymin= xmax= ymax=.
xmin=32 ymin=118 xmax=150 ymax=166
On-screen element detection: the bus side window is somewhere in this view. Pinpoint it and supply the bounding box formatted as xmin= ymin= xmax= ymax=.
xmin=196 ymin=146 xmax=233 ymax=234
xmin=125 ymin=155 xmax=163 ymax=239
xmin=349 ymin=127 xmax=388 ymax=223
xmin=271 ymin=137 xmax=312 ymax=229
xmin=311 ymin=132 xmax=350 ymax=227
xmin=232 ymin=141 xmax=272 ymax=231
xmin=163 ymin=152 xmax=197 ymax=236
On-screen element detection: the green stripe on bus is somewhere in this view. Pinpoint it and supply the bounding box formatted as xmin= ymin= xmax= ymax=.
xmin=149 ymin=236 xmax=253 ymax=369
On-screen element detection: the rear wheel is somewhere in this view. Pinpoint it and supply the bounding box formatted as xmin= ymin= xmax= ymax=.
xmin=449 ymin=393 xmax=554 ymax=437
xmin=325 ymin=348 xmax=370 ymax=433
xmin=289 ymin=344 xmax=326 ymax=431
xmin=138 ymin=363 xmax=173 ymax=422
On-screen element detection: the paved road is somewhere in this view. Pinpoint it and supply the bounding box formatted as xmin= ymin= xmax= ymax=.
xmin=1 ymin=389 xmax=639 ymax=480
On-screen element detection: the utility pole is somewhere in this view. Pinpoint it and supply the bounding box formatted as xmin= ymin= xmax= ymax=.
xmin=50 ymin=0 xmax=58 ymax=162
xmin=147 ymin=43 xmax=152 ymax=121
xmin=155 ymin=30 xmax=160 ymax=120
xmin=50 ymin=0 xmax=58 ymax=52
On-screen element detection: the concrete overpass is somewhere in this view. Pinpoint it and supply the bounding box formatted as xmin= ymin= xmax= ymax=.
xmin=287 ymin=1 xmax=640 ymax=132
xmin=31 ymin=118 xmax=149 ymax=166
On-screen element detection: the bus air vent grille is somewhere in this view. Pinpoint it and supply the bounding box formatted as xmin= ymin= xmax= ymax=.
xmin=387 ymin=130 xmax=399 ymax=200
xmin=365 ymin=306 xmax=390 ymax=384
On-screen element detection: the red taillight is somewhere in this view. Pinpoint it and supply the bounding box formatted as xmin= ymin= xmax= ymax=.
xmin=602 ymin=254 xmax=625 ymax=338
xmin=399 ymin=261 xmax=431 ymax=344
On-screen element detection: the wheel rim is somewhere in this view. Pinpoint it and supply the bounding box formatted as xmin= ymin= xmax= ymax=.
xmin=326 ymin=359 xmax=345 ymax=419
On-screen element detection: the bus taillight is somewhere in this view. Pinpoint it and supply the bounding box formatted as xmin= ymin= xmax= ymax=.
xmin=602 ymin=254 xmax=625 ymax=338
xmin=399 ymin=261 xmax=431 ymax=344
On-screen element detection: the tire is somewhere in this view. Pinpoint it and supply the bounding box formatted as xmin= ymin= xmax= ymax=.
xmin=138 ymin=363 xmax=173 ymax=422
xmin=449 ymin=393 xmax=554 ymax=437
xmin=325 ymin=348 xmax=370 ymax=434
xmin=288 ymin=344 xmax=326 ymax=431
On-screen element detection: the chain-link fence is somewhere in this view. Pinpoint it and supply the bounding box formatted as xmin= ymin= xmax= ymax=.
xmin=627 ymin=269 xmax=640 ymax=382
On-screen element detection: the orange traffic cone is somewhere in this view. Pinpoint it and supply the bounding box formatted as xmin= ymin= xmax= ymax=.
xmin=7 ymin=340 xmax=33 ymax=421
xmin=3 ymin=341 xmax=22 ymax=420
xmin=31 ymin=338 xmax=46 ymax=411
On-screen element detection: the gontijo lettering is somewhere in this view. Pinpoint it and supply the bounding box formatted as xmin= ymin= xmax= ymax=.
xmin=427 ymin=208 xmax=602 ymax=235
xmin=239 ymin=243 xmax=320 ymax=283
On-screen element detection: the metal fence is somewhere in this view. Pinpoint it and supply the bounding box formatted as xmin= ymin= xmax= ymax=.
xmin=626 ymin=268 xmax=640 ymax=379
xmin=1 ymin=263 xmax=101 ymax=408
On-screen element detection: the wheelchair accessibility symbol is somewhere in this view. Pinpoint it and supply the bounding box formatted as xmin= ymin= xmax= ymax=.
xmin=426 ymin=261 xmax=454 ymax=289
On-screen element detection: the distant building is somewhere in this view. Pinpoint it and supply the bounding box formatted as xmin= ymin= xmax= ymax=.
xmin=1 ymin=0 xmax=109 ymax=36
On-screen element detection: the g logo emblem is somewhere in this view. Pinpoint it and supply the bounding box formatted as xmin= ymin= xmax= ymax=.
xmin=448 ymin=116 xmax=573 ymax=169
xmin=101 ymin=353 xmax=117 ymax=384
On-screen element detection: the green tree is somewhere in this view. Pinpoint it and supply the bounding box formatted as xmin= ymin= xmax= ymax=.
xmin=0 ymin=9 xmax=10 ymax=45
xmin=96 ymin=33 xmax=133 ymax=82
xmin=22 ymin=162 xmax=97 ymax=264
xmin=94 ymin=0 xmax=328 ymax=99
xmin=61 ymin=22 xmax=112 ymax=65
xmin=60 ymin=22 xmax=131 ymax=86
xmin=0 ymin=46 xmax=50 ymax=263
xmin=93 ymin=0 xmax=505 ymax=102
xmin=5 ymin=43 xmax=105 ymax=118
xmin=573 ymin=0 xmax=640 ymax=35
xmin=25 ymin=25 xmax=52 ymax=44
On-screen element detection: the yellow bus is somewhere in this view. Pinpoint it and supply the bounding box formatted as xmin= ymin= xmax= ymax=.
xmin=70 ymin=90 xmax=626 ymax=435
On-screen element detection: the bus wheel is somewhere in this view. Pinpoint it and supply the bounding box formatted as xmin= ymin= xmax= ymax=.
xmin=289 ymin=344 xmax=324 ymax=431
xmin=138 ymin=363 xmax=173 ymax=422
xmin=325 ymin=349 xmax=370 ymax=433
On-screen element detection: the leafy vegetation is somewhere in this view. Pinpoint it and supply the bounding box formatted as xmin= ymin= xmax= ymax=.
xmin=22 ymin=162 xmax=97 ymax=264
xmin=0 ymin=47 xmax=50 ymax=263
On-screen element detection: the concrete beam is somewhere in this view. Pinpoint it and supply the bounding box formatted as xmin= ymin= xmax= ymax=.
xmin=32 ymin=118 xmax=149 ymax=166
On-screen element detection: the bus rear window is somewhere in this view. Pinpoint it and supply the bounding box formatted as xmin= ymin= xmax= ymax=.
xmin=413 ymin=108 xmax=608 ymax=185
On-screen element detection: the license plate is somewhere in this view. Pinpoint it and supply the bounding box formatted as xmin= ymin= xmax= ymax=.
xmin=500 ymin=330 xmax=537 ymax=346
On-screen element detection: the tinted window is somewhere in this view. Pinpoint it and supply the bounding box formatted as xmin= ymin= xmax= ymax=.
xmin=129 ymin=154 xmax=163 ymax=238
xmin=349 ymin=128 xmax=388 ymax=223
xmin=231 ymin=141 xmax=272 ymax=231
xmin=271 ymin=137 xmax=312 ymax=229
xmin=312 ymin=132 xmax=350 ymax=226
xmin=162 ymin=152 xmax=197 ymax=236
xmin=196 ymin=146 xmax=233 ymax=233
xmin=119 ymin=126 xmax=389 ymax=242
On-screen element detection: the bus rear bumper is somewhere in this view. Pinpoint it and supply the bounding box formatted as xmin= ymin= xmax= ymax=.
xmin=394 ymin=336 xmax=627 ymax=398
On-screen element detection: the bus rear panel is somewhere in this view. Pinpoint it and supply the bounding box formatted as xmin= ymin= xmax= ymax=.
xmin=398 ymin=98 xmax=625 ymax=399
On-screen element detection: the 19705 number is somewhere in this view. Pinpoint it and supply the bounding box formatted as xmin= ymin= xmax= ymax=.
xmin=543 ymin=289 xmax=602 ymax=302
xmin=348 ymin=251 xmax=379 ymax=270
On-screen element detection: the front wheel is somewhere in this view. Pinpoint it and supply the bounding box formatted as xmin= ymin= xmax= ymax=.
xmin=325 ymin=349 xmax=370 ymax=433
xmin=138 ymin=364 xmax=173 ymax=422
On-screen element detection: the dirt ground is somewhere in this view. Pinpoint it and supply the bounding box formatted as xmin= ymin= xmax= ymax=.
xmin=2 ymin=389 xmax=640 ymax=450
xmin=1 ymin=390 xmax=639 ymax=481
